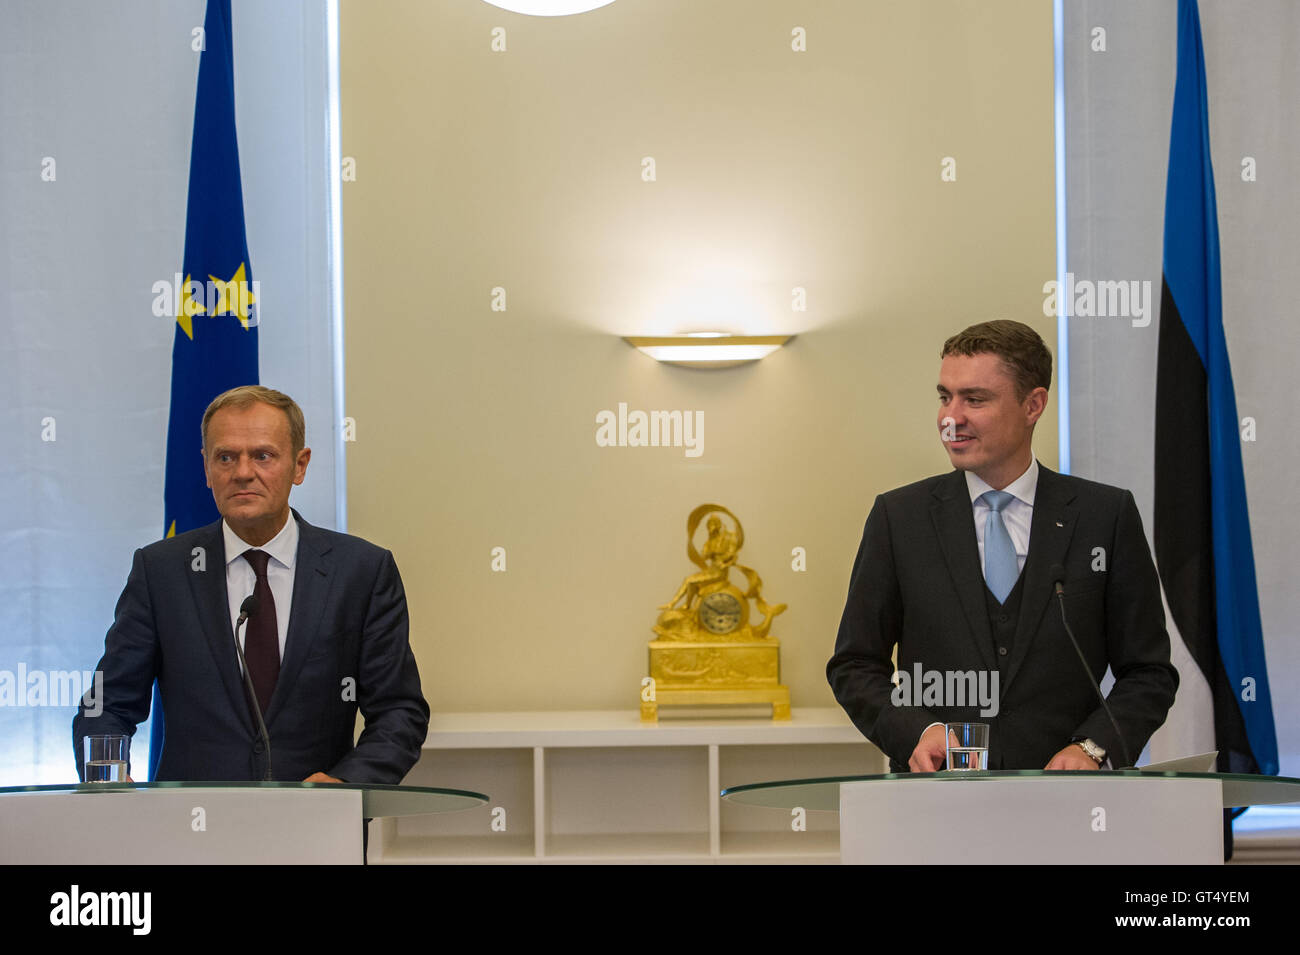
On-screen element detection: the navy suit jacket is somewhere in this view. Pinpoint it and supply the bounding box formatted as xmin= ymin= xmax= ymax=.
xmin=827 ymin=464 xmax=1178 ymax=771
xmin=73 ymin=510 xmax=429 ymax=783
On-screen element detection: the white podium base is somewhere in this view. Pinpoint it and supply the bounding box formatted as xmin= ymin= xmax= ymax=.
xmin=0 ymin=787 xmax=363 ymax=864
xmin=840 ymin=775 xmax=1223 ymax=864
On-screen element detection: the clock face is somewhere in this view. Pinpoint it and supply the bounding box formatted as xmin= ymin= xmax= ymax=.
xmin=699 ymin=592 xmax=743 ymax=635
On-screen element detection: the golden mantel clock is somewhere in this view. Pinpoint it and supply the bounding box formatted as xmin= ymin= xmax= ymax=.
xmin=641 ymin=504 xmax=791 ymax=721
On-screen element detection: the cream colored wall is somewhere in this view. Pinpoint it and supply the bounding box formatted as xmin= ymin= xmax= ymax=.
xmin=340 ymin=0 xmax=1056 ymax=713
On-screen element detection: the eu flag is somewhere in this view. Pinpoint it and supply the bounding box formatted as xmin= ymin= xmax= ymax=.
xmin=153 ymin=0 xmax=259 ymax=777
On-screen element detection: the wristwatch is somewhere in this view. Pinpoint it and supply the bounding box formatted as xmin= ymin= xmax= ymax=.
xmin=1071 ymin=737 xmax=1106 ymax=765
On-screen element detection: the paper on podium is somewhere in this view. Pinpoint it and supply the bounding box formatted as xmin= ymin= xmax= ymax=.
xmin=1139 ymin=751 xmax=1219 ymax=773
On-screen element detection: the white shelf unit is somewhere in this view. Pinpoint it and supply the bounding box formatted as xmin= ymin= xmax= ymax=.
xmin=369 ymin=707 xmax=884 ymax=864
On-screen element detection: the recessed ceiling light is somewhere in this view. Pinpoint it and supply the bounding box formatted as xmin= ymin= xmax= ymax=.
xmin=480 ymin=0 xmax=619 ymax=16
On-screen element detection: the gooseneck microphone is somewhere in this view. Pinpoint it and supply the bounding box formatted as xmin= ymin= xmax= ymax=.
xmin=234 ymin=594 xmax=274 ymax=781
xmin=1049 ymin=564 xmax=1133 ymax=770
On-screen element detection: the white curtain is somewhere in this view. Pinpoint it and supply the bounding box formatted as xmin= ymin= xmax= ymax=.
xmin=0 ymin=0 xmax=341 ymax=784
xmin=1064 ymin=0 xmax=1298 ymax=775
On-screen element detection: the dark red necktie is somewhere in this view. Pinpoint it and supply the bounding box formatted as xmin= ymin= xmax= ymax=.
xmin=242 ymin=549 xmax=280 ymax=714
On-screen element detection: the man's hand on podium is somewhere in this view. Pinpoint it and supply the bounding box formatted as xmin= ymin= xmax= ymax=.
xmin=303 ymin=772 xmax=342 ymax=783
xmin=1044 ymin=745 xmax=1100 ymax=771
xmin=908 ymin=724 xmax=958 ymax=772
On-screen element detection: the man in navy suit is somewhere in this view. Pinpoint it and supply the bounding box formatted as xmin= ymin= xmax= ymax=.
xmin=827 ymin=321 xmax=1177 ymax=772
xmin=73 ymin=386 xmax=429 ymax=783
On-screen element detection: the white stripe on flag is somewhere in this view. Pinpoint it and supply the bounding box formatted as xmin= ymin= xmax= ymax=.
xmin=1148 ymin=576 xmax=1216 ymax=764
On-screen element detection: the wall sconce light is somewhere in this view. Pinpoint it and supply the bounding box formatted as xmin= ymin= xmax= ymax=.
xmin=623 ymin=333 xmax=792 ymax=369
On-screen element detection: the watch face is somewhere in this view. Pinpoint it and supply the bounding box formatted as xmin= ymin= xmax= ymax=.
xmin=698 ymin=592 xmax=743 ymax=634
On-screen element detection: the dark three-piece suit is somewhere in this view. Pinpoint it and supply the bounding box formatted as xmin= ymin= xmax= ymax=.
xmin=828 ymin=463 xmax=1178 ymax=771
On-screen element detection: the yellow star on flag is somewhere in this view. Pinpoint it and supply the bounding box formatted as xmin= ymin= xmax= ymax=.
xmin=208 ymin=262 xmax=256 ymax=329
xmin=175 ymin=274 xmax=207 ymax=340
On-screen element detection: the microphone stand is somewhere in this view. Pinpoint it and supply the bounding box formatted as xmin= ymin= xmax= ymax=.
xmin=234 ymin=601 xmax=274 ymax=781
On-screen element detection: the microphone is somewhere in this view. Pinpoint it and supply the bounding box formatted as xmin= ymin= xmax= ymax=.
xmin=233 ymin=594 xmax=274 ymax=781
xmin=1050 ymin=564 xmax=1133 ymax=770
xmin=236 ymin=593 xmax=257 ymax=628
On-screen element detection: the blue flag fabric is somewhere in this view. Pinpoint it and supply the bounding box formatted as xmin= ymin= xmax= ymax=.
xmin=152 ymin=0 xmax=259 ymax=778
xmin=1159 ymin=0 xmax=1277 ymax=776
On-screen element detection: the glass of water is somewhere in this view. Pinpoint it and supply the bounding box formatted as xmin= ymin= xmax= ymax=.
xmin=83 ymin=734 xmax=130 ymax=783
xmin=944 ymin=722 xmax=989 ymax=771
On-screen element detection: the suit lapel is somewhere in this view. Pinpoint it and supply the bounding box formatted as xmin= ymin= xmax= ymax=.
xmin=265 ymin=509 xmax=333 ymax=724
xmin=930 ymin=471 xmax=998 ymax=673
xmin=1003 ymin=463 xmax=1078 ymax=693
xmin=187 ymin=519 xmax=252 ymax=731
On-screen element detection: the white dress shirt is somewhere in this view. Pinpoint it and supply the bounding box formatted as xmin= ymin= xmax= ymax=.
xmin=223 ymin=513 xmax=298 ymax=664
xmin=966 ymin=458 xmax=1038 ymax=578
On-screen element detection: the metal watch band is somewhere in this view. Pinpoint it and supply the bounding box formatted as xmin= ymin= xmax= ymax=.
xmin=1075 ymin=738 xmax=1106 ymax=765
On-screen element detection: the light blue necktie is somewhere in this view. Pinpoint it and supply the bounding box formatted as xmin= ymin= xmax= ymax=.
xmin=979 ymin=490 xmax=1019 ymax=604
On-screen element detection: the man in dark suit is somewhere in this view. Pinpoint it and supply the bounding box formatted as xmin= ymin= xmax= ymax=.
xmin=827 ymin=320 xmax=1177 ymax=772
xmin=73 ymin=386 xmax=429 ymax=783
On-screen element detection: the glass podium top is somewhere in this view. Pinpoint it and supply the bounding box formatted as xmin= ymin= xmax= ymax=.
xmin=0 ymin=781 xmax=488 ymax=818
xmin=721 ymin=770 xmax=1300 ymax=811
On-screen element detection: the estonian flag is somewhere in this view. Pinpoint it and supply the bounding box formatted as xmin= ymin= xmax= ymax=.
xmin=152 ymin=0 xmax=260 ymax=778
xmin=1153 ymin=0 xmax=1277 ymax=794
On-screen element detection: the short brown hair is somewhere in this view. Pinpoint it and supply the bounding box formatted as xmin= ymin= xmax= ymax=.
xmin=941 ymin=320 xmax=1052 ymax=401
xmin=201 ymin=385 xmax=306 ymax=456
